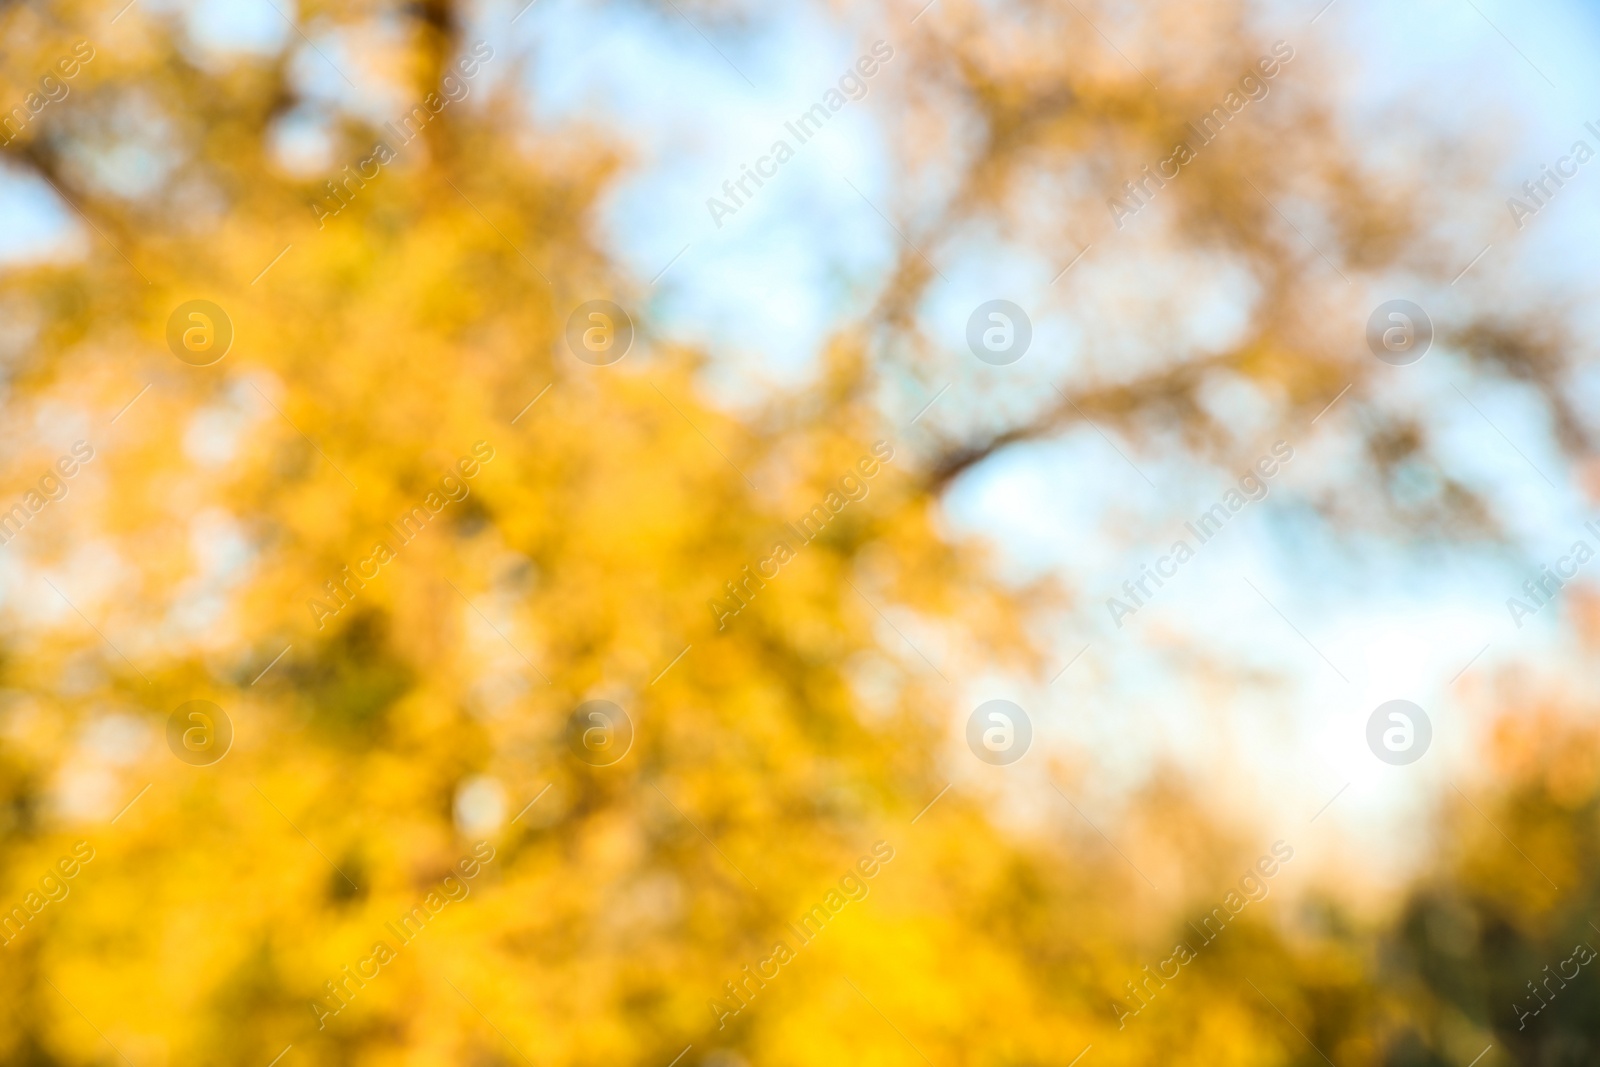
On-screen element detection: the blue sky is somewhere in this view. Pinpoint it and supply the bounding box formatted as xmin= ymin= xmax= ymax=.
xmin=498 ymin=0 xmax=1600 ymax=883
xmin=6 ymin=0 xmax=1600 ymax=891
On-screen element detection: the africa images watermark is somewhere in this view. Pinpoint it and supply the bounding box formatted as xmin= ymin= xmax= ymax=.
xmin=1 ymin=840 xmax=96 ymax=947
xmin=1515 ymin=940 xmax=1597 ymax=1030
xmin=1506 ymin=118 xmax=1600 ymax=230
xmin=0 ymin=39 xmax=96 ymax=147
xmin=0 ymin=440 xmax=96 ymax=545
xmin=1113 ymin=839 xmax=1294 ymax=1028
xmin=705 ymin=40 xmax=896 ymax=229
xmin=1504 ymin=519 xmax=1600 ymax=629
xmin=706 ymin=840 xmax=896 ymax=1030
xmin=311 ymin=41 xmax=494 ymax=228
xmin=1108 ymin=39 xmax=1295 ymax=230
xmin=708 ymin=441 xmax=894 ymax=631
xmin=1106 ymin=441 xmax=1294 ymax=628
xmin=312 ymin=840 xmax=496 ymax=1029
xmin=308 ymin=441 xmax=496 ymax=629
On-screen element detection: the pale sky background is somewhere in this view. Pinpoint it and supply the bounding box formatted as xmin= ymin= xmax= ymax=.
xmin=5 ymin=0 xmax=1600 ymax=902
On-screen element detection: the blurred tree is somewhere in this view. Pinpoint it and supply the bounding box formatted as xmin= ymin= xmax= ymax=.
xmin=0 ymin=0 xmax=1590 ymax=1066
xmin=1379 ymin=705 xmax=1600 ymax=1066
